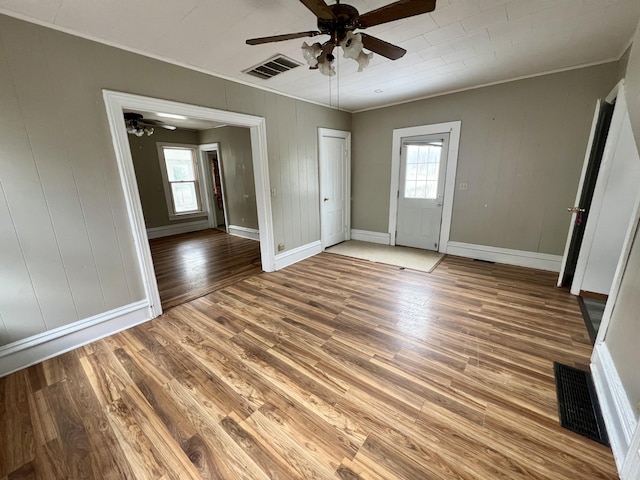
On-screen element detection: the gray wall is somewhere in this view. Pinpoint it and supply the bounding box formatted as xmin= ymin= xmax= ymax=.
xmin=0 ymin=14 xmax=350 ymax=347
xmin=199 ymin=127 xmax=258 ymax=230
xmin=129 ymin=128 xmax=203 ymax=229
xmin=351 ymin=63 xmax=619 ymax=255
xmin=606 ymin=20 xmax=640 ymax=414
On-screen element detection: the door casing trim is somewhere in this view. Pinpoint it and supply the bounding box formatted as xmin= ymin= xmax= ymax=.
xmin=388 ymin=121 xmax=461 ymax=251
xmin=103 ymin=90 xmax=275 ymax=319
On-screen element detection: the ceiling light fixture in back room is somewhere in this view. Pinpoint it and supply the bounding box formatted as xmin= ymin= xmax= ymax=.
xmin=124 ymin=112 xmax=177 ymax=137
xmin=246 ymin=0 xmax=437 ymax=76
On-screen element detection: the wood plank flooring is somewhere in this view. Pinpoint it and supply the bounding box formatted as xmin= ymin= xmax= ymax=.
xmin=0 ymin=254 xmax=618 ymax=479
xmin=149 ymin=229 xmax=262 ymax=310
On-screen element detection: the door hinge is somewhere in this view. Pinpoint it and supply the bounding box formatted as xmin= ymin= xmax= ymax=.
xmin=397 ymin=190 xmax=400 ymax=198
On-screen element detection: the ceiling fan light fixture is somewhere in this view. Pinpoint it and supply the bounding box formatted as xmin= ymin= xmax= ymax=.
xmin=248 ymin=0 xmax=435 ymax=77
xmin=340 ymin=32 xmax=363 ymax=60
xmin=356 ymin=51 xmax=373 ymax=72
xmin=302 ymin=41 xmax=322 ymax=67
xmin=318 ymin=59 xmax=336 ymax=76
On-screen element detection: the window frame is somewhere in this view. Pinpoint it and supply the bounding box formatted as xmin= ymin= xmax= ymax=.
xmin=156 ymin=142 xmax=206 ymax=220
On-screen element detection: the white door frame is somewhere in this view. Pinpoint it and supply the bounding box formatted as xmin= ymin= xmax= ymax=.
xmin=102 ymin=90 xmax=275 ymax=318
xmin=571 ymin=81 xmax=625 ymax=295
xmin=318 ymin=128 xmax=351 ymax=249
xmin=595 ymin=174 xmax=640 ymax=345
xmin=557 ymin=99 xmax=602 ymax=287
xmin=388 ymin=121 xmax=461 ymax=250
xmin=199 ymin=143 xmax=230 ymax=232
xmin=587 ymin=81 xmax=640 ymax=476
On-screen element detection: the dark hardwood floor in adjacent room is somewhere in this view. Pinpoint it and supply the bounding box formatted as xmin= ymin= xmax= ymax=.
xmin=149 ymin=228 xmax=262 ymax=310
xmin=0 ymin=254 xmax=618 ymax=479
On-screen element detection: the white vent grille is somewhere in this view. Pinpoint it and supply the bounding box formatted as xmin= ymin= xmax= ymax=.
xmin=244 ymin=55 xmax=302 ymax=79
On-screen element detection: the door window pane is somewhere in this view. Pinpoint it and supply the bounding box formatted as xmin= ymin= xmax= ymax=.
xmin=404 ymin=144 xmax=442 ymax=199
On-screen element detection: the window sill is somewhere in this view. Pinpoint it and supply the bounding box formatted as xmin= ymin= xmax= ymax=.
xmin=168 ymin=211 xmax=207 ymax=221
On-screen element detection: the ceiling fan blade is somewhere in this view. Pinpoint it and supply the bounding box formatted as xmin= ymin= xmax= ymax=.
xmin=361 ymin=34 xmax=406 ymax=60
xmin=357 ymin=0 xmax=436 ymax=28
xmin=137 ymin=119 xmax=177 ymax=130
xmin=246 ymin=31 xmax=322 ymax=45
xmin=299 ymin=0 xmax=336 ymax=20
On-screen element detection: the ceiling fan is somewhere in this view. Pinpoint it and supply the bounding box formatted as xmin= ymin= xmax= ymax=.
xmin=246 ymin=0 xmax=437 ymax=74
xmin=124 ymin=112 xmax=177 ymax=137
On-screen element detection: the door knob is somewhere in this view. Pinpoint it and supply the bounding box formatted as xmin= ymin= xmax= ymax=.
xmin=324 ymin=198 xmax=329 ymax=202
xmin=567 ymin=207 xmax=586 ymax=213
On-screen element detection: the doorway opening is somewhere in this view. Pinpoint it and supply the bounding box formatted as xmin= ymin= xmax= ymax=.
xmin=557 ymin=99 xmax=615 ymax=288
xmin=205 ymin=148 xmax=228 ymax=230
xmin=103 ymin=90 xmax=274 ymax=319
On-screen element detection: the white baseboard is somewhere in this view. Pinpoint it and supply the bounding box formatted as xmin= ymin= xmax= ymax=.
xmin=350 ymin=229 xmax=391 ymax=245
xmin=0 ymin=300 xmax=153 ymax=377
xmin=446 ymin=241 xmax=563 ymax=272
xmin=146 ymin=219 xmax=209 ymax=239
xmin=275 ymin=240 xmax=322 ymax=270
xmin=591 ymin=343 xmax=637 ymax=471
xmin=228 ymin=225 xmax=260 ymax=241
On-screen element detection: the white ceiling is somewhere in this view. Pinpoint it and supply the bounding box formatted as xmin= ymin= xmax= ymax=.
xmin=2 ymin=0 xmax=639 ymax=111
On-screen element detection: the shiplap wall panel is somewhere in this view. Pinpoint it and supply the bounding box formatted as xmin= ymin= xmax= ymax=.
xmin=0 ymin=35 xmax=47 ymax=344
xmin=0 ymin=182 xmax=46 ymax=343
xmin=265 ymin=93 xmax=285 ymax=253
xmin=0 ymin=312 xmax=8 ymax=346
xmin=42 ymin=30 xmax=133 ymax=310
xmin=296 ymin=100 xmax=322 ymax=246
xmin=0 ymin=23 xmax=79 ymax=330
xmin=35 ymin=31 xmax=108 ymax=319
xmin=286 ymin=99 xmax=303 ymax=249
xmin=295 ymin=101 xmax=312 ymax=247
xmin=276 ymin=96 xmax=296 ymax=252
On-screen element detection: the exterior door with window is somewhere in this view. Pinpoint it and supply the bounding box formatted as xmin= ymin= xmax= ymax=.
xmin=396 ymin=134 xmax=449 ymax=250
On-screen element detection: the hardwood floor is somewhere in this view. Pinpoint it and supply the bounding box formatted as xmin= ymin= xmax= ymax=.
xmin=0 ymin=254 xmax=618 ymax=479
xmin=149 ymin=229 xmax=262 ymax=310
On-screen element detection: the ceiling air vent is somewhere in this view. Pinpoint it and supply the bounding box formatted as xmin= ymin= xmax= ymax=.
xmin=244 ymin=55 xmax=302 ymax=80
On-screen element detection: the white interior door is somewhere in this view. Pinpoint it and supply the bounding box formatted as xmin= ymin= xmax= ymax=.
xmin=319 ymin=128 xmax=351 ymax=248
xmin=396 ymin=134 xmax=449 ymax=250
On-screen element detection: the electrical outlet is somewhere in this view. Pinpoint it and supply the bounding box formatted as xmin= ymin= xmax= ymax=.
xmin=459 ymin=182 xmax=468 ymax=191
xmin=278 ymin=243 xmax=285 ymax=252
